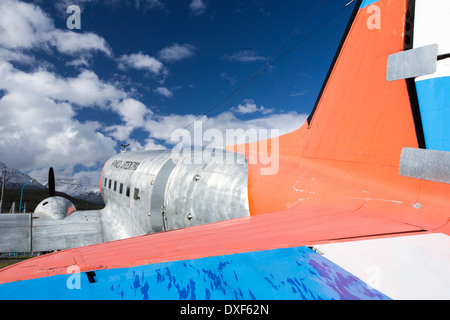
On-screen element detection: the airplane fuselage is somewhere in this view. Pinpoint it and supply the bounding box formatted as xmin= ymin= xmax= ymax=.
xmin=98 ymin=149 xmax=250 ymax=242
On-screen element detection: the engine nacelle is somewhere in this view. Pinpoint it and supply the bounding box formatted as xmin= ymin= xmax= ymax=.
xmin=34 ymin=196 xmax=77 ymax=220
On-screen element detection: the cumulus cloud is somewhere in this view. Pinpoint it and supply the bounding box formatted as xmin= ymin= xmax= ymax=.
xmin=118 ymin=52 xmax=165 ymax=75
xmin=233 ymin=99 xmax=273 ymax=115
xmin=158 ymin=43 xmax=196 ymax=62
xmin=0 ymin=0 xmax=155 ymax=180
xmin=0 ymin=0 xmax=54 ymax=50
xmin=142 ymin=107 xmax=306 ymax=148
xmin=0 ymin=47 xmax=36 ymax=65
xmin=0 ymin=52 xmax=305 ymax=178
xmin=0 ymin=64 xmax=125 ymax=109
xmin=49 ymin=30 xmax=112 ymax=56
xmin=0 ymin=61 xmax=121 ymax=173
xmin=104 ymin=125 xmax=134 ymax=142
xmin=111 ymin=98 xmax=152 ymax=128
xmin=154 ymin=87 xmax=174 ymax=98
xmin=0 ymin=0 xmax=111 ymax=56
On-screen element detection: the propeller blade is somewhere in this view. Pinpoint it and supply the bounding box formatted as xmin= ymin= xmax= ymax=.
xmin=48 ymin=167 xmax=55 ymax=197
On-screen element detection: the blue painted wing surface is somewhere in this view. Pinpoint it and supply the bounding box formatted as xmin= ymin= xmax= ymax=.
xmin=0 ymin=247 xmax=389 ymax=300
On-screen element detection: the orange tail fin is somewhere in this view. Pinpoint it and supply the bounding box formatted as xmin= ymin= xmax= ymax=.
xmin=231 ymin=0 xmax=450 ymax=236
xmin=305 ymin=0 xmax=418 ymax=166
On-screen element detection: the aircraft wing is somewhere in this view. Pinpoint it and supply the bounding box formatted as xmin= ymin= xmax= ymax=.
xmin=0 ymin=211 xmax=103 ymax=253
xmin=1 ymin=204 xmax=449 ymax=299
xmin=1 ymin=0 xmax=450 ymax=301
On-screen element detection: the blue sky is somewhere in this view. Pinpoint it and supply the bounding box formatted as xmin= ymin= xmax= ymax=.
xmin=0 ymin=0 xmax=356 ymax=184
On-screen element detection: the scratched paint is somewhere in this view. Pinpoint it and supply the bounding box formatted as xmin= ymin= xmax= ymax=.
xmin=0 ymin=247 xmax=389 ymax=300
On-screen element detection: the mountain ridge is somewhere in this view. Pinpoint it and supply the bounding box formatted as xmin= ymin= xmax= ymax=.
xmin=0 ymin=162 xmax=104 ymax=207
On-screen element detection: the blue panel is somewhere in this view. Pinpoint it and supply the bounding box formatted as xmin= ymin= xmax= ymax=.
xmin=360 ymin=0 xmax=380 ymax=8
xmin=0 ymin=247 xmax=390 ymax=300
xmin=416 ymin=77 xmax=450 ymax=152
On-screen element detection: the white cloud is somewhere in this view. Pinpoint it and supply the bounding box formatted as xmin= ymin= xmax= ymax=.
xmin=104 ymin=125 xmax=134 ymax=142
xmin=0 ymin=94 xmax=116 ymax=174
xmin=0 ymin=47 xmax=36 ymax=65
xmin=0 ymin=61 xmax=123 ymax=174
xmin=66 ymin=56 xmax=91 ymax=68
xmin=118 ymin=52 xmax=165 ymax=75
xmin=49 ymin=30 xmax=112 ymax=56
xmin=223 ymin=50 xmax=266 ymax=63
xmin=0 ymin=1 xmax=149 ymax=179
xmin=198 ymin=111 xmax=306 ymax=147
xmin=144 ymin=113 xmax=199 ymax=142
xmin=143 ymin=138 xmax=167 ymax=150
xmin=119 ymin=138 xmax=166 ymax=152
xmin=0 ymin=0 xmax=54 ymax=50
xmin=158 ymin=43 xmax=196 ymax=62
xmin=0 ymin=55 xmax=306 ymax=177
xmin=112 ymin=98 xmax=152 ymax=128
xmin=154 ymin=87 xmax=174 ymax=98
xmin=189 ymin=0 xmax=206 ymax=15
xmin=0 ymin=0 xmax=162 ymax=180
xmin=0 ymin=65 xmax=125 ymax=109
xmin=233 ymin=99 xmax=273 ymax=115
xmin=0 ymin=0 xmax=111 ymax=56
xmin=142 ymin=108 xmax=306 ymax=148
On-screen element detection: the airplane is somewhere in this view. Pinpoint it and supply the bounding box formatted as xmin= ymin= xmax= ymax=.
xmin=0 ymin=0 xmax=450 ymax=300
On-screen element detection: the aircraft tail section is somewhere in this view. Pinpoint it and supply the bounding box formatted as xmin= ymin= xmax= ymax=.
xmin=237 ymin=0 xmax=450 ymax=236
xmin=305 ymin=0 xmax=418 ymax=166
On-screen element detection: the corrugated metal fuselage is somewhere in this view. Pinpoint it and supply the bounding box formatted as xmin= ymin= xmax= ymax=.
xmin=98 ymin=149 xmax=250 ymax=242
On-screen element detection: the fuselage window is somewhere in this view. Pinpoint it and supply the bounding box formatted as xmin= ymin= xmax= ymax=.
xmin=104 ymin=178 xmax=107 ymax=187
xmin=134 ymin=188 xmax=140 ymax=200
xmin=114 ymin=181 xmax=117 ymax=192
xmin=119 ymin=183 xmax=123 ymax=194
xmin=126 ymin=186 xmax=130 ymax=197
xmin=108 ymin=179 xmax=112 ymax=189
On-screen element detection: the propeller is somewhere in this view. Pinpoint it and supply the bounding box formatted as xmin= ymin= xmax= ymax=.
xmin=48 ymin=167 xmax=55 ymax=197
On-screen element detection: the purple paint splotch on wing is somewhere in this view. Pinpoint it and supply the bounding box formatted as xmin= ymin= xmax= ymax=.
xmin=307 ymin=250 xmax=387 ymax=300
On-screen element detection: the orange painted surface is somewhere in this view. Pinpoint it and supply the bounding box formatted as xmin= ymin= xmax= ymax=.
xmin=231 ymin=0 xmax=450 ymax=232
xmin=1 ymin=0 xmax=449 ymax=285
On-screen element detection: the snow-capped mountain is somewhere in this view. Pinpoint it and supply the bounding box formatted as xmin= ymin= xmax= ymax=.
xmin=51 ymin=178 xmax=104 ymax=205
xmin=0 ymin=162 xmax=46 ymax=190
xmin=49 ymin=178 xmax=104 ymax=206
xmin=0 ymin=161 xmax=104 ymax=206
